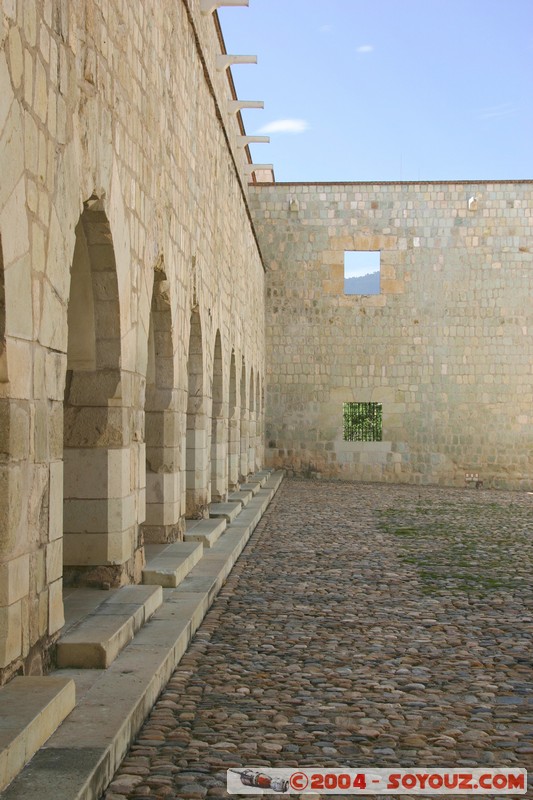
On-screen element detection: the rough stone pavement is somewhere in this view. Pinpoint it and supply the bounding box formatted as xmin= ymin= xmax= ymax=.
xmin=103 ymin=478 xmax=533 ymax=799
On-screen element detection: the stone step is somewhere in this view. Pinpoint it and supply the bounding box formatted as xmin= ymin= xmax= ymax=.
xmin=228 ymin=489 xmax=254 ymax=507
xmin=0 ymin=471 xmax=285 ymax=800
xmin=142 ymin=541 xmax=203 ymax=588
xmin=56 ymin=585 xmax=163 ymax=669
xmin=255 ymin=469 xmax=274 ymax=478
xmin=209 ymin=501 xmax=242 ymax=522
xmin=0 ymin=676 xmax=76 ymax=793
xmin=239 ymin=481 xmax=261 ymax=495
xmin=184 ymin=518 xmax=226 ymax=548
xmin=252 ymin=472 xmax=270 ymax=486
xmin=265 ymin=470 xmax=285 ymax=493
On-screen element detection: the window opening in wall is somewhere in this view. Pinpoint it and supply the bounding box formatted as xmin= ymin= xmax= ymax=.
xmin=344 ymin=251 xmax=380 ymax=295
xmin=343 ymin=402 xmax=382 ymax=441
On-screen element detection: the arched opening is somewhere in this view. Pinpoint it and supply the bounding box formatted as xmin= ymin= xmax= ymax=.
xmin=185 ymin=308 xmax=208 ymax=517
xmin=143 ymin=265 xmax=182 ymax=542
xmin=227 ymin=350 xmax=239 ymax=491
xmin=210 ymin=331 xmax=227 ymax=501
xmin=0 ymin=233 xmax=6 ymax=381
xmin=239 ymin=359 xmax=249 ymax=480
xmin=248 ymin=368 xmax=256 ymax=473
xmin=261 ymin=380 xmax=266 ymax=471
xmin=255 ymin=373 xmax=262 ymax=470
xmin=63 ymin=197 xmax=138 ymax=587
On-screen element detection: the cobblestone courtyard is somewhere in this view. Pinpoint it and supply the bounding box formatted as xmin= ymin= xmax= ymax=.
xmin=104 ymin=478 xmax=533 ymax=799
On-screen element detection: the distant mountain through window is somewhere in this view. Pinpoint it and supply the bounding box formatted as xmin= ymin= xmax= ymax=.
xmin=344 ymin=271 xmax=380 ymax=295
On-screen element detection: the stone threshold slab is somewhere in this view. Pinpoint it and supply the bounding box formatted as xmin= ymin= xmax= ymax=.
xmin=0 ymin=676 xmax=76 ymax=793
xmin=0 ymin=471 xmax=284 ymax=800
xmin=208 ymin=501 xmax=242 ymax=522
xmin=184 ymin=518 xmax=226 ymax=548
xmin=238 ymin=481 xmax=261 ymax=494
xmin=254 ymin=469 xmax=274 ymax=480
xmin=228 ymin=489 xmax=253 ymax=507
xmin=56 ymin=585 xmax=163 ymax=669
xmin=142 ymin=540 xmax=203 ymax=587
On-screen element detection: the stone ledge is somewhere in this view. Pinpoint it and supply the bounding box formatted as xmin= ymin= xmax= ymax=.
xmin=227 ymin=489 xmax=253 ymax=507
xmin=142 ymin=541 xmax=203 ymax=588
xmin=184 ymin=518 xmax=226 ymax=548
xmin=208 ymin=501 xmax=242 ymax=522
xmin=56 ymin=586 xmax=163 ymax=669
xmin=239 ymin=481 xmax=261 ymax=495
xmin=0 ymin=676 xmax=76 ymax=793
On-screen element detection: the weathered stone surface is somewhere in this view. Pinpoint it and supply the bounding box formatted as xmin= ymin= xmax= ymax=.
xmin=0 ymin=0 xmax=266 ymax=681
xmin=250 ymin=182 xmax=533 ymax=491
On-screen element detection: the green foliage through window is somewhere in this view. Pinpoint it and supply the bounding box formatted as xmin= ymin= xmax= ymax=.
xmin=343 ymin=402 xmax=382 ymax=441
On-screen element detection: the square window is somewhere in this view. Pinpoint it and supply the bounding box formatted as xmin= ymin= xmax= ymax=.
xmin=343 ymin=402 xmax=382 ymax=441
xmin=344 ymin=251 xmax=380 ymax=295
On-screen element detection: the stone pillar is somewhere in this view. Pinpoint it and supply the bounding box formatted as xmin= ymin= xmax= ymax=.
xmin=143 ymin=401 xmax=184 ymax=543
xmin=248 ymin=412 xmax=256 ymax=474
xmin=186 ymin=405 xmax=210 ymax=517
xmin=62 ymin=369 xmax=143 ymax=587
xmin=211 ymin=413 xmax=228 ymax=501
xmin=240 ymin=410 xmax=249 ymax=480
xmin=255 ymin=381 xmax=264 ymax=471
xmin=227 ymin=410 xmax=240 ymax=491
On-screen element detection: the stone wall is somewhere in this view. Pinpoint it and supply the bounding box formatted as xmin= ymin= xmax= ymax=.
xmin=0 ymin=0 xmax=265 ymax=683
xmin=250 ymin=181 xmax=533 ymax=490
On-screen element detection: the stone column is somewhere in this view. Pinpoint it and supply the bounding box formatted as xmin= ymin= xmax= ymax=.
xmin=211 ymin=411 xmax=228 ymax=501
xmin=62 ymin=369 xmax=143 ymax=587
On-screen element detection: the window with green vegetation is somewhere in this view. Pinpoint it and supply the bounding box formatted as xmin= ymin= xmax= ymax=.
xmin=343 ymin=402 xmax=382 ymax=441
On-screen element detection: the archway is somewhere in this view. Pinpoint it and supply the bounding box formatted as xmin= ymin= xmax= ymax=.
xmin=185 ymin=308 xmax=209 ymax=517
xmin=248 ymin=368 xmax=256 ymax=473
xmin=143 ymin=265 xmax=182 ymax=541
xmin=63 ymin=197 xmax=137 ymax=586
xmin=210 ymin=331 xmax=227 ymax=501
xmin=0 ymin=233 xmax=5 ymax=380
xmin=239 ymin=358 xmax=249 ymax=480
xmin=227 ymin=350 xmax=239 ymax=491
xmin=255 ymin=373 xmax=262 ymax=470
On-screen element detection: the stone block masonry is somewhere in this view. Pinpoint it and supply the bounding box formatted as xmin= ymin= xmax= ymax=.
xmin=0 ymin=1 xmax=265 ymax=684
xmin=250 ymin=181 xmax=533 ymax=490
xmin=0 ymin=0 xmax=531 ymax=696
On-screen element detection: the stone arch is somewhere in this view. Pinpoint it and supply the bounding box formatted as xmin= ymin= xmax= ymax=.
xmin=143 ymin=263 xmax=182 ymax=542
xmin=63 ymin=197 xmax=139 ymax=587
xmin=186 ymin=308 xmax=209 ymax=517
xmin=210 ymin=331 xmax=227 ymax=501
xmin=239 ymin=358 xmax=249 ymax=480
xmin=227 ymin=349 xmax=239 ymax=490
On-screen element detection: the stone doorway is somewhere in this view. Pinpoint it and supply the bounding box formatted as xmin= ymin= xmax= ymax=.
xmin=185 ymin=308 xmax=208 ymax=518
xmin=62 ymin=197 xmax=139 ymax=587
xmin=227 ymin=350 xmax=239 ymax=491
xmin=210 ymin=331 xmax=227 ymax=502
xmin=143 ymin=264 xmax=182 ymax=542
xmin=239 ymin=358 xmax=249 ymax=481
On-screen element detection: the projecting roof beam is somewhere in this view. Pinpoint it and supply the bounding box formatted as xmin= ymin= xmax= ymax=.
xmin=243 ymin=164 xmax=273 ymax=175
xmin=237 ymin=136 xmax=270 ymax=146
xmin=201 ymin=0 xmax=249 ymax=14
xmin=227 ymin=100 xmax=264 ymax=114
xmin=217 ymin=54 xmax=257 ymax=71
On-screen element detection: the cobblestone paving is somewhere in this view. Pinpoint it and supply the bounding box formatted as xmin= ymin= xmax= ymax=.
xmin=103 ymin=479 xmax=533 ymax=799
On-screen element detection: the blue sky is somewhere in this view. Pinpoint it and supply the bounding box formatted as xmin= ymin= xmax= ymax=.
xmin=218 ymin=0 xmax=533 ymax=183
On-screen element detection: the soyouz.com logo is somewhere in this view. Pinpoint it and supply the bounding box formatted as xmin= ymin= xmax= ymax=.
xmin=227 ymin=767 xmax=527 ymax=794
